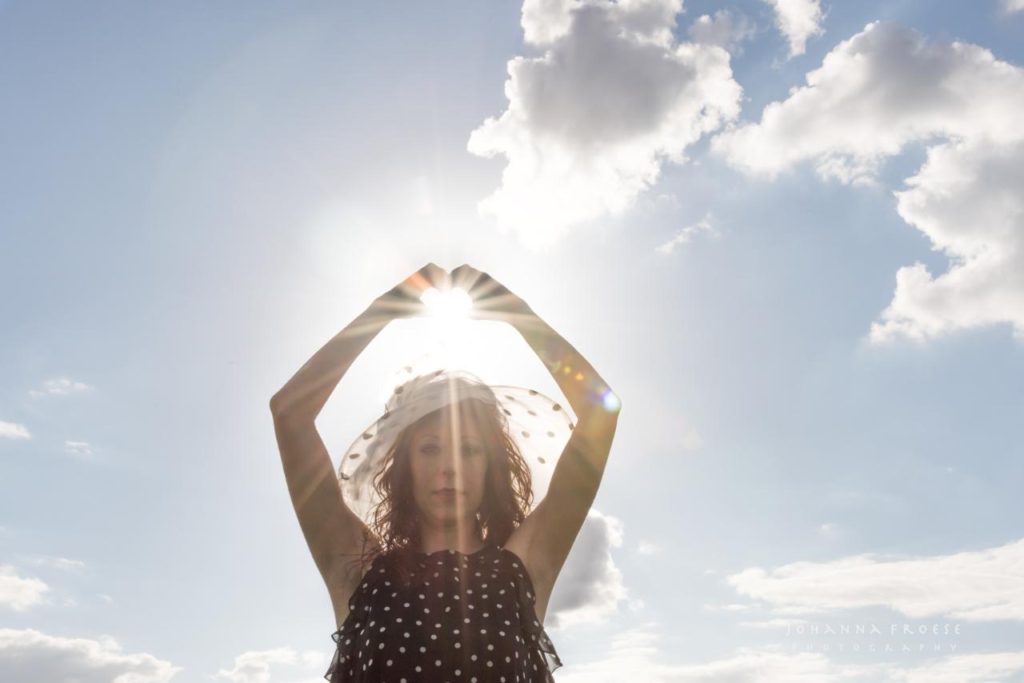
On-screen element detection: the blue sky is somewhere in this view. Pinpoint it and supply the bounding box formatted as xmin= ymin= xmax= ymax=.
xmin=2 ymin=1 xmax=1023 ymax=681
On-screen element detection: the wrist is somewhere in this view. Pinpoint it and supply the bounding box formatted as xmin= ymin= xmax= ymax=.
xmin=508 ymin=307 xmax=542 ymax=334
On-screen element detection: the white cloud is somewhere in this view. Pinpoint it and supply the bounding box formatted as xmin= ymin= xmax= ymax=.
xmin=726 ymin=537 xmax=1024 ymax=621
xmin=703 ymin=602 xmax=757 ymax=615
xmin=556 ymin=624 xmax=1024 ymax=682
xmin=713 ymin=21 xmax=1024 ymax=343
xmin=64 ymin=440 xmax=94 ymax=458
xmin=23 ymin=555 xmax=87 ymax=573
xmin=520 ymin=0 xmax=577 ymax=46
xmin=656 ymin=214 xmax=718 ymax=254
xmin=687 ymin=10 xmax=756 ymax=54
xmin=28 ymin=377 xmax=92 ymax=398
xmin=713 ymin=22 xmax=1023 ymax=180
xmin=890 ymin=651 xmax=1024 ymax=683
xmin=546 ymin=508 xmax=629 ymax=629
xmin=636 ymin=539 xmax=662 ymax=555
xmin=468 ymin=0 xmax=741 ymax=250
xmin=554 ymin=625 xmax=885 ymax=682
xmin=213 ymin=647 xmax=325 ymax=683
xmin=0 ymin=565 xmax=49 ymax=611
xmin=874 ymin=136 xmax=1024 ymax=343
xmin=0 ymin=628 xmax=180 ymax=682
xmin=737 ymin=617 xmax=808 ymax=629
xmin=1002 ymin=0 xmax=1024 ymax=14
xmin=762 ymin=0 xmax=823 ymax=57
xmin=0 ymin=421 xmax=31 ymax=440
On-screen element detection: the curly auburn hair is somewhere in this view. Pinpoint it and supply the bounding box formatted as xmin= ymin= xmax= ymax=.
xmin=355 ymin=395 xmax=535 ymax=585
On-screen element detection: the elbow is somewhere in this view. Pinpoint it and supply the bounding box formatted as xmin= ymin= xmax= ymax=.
xmin=269 ymin=391 xmax=291 ymax=417
xmin=270 ymin=391 xmax=316 ymax=423
xmin=577 ymin=399 xmax=621 ymax=424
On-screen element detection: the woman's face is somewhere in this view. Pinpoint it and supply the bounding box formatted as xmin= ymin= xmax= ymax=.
xmin=408 ymin=408 xmax=489 ymax=529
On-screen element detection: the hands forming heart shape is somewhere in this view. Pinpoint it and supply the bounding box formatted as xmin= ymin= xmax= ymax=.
xmin=372 ymin=263 xmax=535 ymax=323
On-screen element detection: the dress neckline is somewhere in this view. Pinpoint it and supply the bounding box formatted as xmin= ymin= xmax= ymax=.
xmin=415 ymin=543 xmax=495 ymax=559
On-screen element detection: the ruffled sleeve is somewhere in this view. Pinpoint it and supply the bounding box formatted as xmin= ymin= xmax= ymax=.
xmin=323 ymin=628 xmax=343 ymax=681
xmin=324 ymin=616 xmax=364 ymax=682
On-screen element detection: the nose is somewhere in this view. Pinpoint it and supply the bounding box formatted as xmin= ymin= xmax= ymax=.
xmin=440 ymin=450 xmax=457 ymax=472
xmin=438 ymin=448 xmax=461 ymax=476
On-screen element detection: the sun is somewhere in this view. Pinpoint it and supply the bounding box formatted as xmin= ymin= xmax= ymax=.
xmin=421 ymin=286 xmax=473 ymax=321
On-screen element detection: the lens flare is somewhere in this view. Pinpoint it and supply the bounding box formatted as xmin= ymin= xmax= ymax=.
xmin=601 ymin=389 xmax=621 ymax=413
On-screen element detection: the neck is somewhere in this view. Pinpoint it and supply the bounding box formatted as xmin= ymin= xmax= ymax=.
xmin=417 ymin=517 xmax=485 ymax=555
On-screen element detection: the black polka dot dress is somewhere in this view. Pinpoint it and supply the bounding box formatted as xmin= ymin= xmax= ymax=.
xmin=325 ymin=543 xmax=562 ymax=682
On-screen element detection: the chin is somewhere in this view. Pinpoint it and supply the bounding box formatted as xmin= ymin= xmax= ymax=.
xmin=435 ymin=509 xmax=479 ymax=525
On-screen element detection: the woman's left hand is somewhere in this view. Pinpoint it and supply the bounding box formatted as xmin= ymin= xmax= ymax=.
xmin=450 ymin=265 xmax=536 ymax=323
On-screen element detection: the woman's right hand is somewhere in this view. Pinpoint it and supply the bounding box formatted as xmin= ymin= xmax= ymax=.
xmin=370 ymin=262 xmax=450 ymax=321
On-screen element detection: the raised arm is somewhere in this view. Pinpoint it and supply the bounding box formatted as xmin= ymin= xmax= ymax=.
xmin=270 ymin=262 xmax=449 ymax=420
xmin=450 ymin=265 xmax=621 ymax=583
xmin=270 ymin=263 xmax=448 ymax=597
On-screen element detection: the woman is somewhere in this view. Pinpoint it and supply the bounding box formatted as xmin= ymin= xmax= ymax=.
xmin=270 ymin=263 xmax=621 ymax=681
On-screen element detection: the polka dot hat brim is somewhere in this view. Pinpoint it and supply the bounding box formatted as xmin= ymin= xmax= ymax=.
xmin=337 ymin=361 xmax=577 ymax=528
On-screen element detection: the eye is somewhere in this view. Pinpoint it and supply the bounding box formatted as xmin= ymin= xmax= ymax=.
xmin=421 ymin=445 xmax=440 ymax=456
xmin=463 ymin=444 xmax=482 ymax=456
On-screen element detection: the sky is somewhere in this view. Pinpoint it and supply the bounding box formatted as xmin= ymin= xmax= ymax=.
xmin=2 ymin=0 xmax=1023 ymax=681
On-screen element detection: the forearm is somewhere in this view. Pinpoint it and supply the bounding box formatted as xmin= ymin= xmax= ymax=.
xmin=270 ymin=300 xmax=390 ymax=420
xmin=511 ymin=312 xmax=619 ymax=422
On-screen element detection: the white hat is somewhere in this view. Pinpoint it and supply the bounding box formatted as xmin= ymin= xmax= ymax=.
xmin=337 ymin=357 xmax=576 ymax=527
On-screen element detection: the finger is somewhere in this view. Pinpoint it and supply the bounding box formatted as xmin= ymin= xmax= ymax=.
xmin=419 ymin=262 xmax=446 ymax=281
xmin=402 ymin=265 xmax=444 ymax=298
xmin=422 ymin=262 xmax=450 ymax=290
xmin=472 ymin=271 xmax=508 ymax=302
xmin=451 ymin=264 xmax=485 ymax=294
